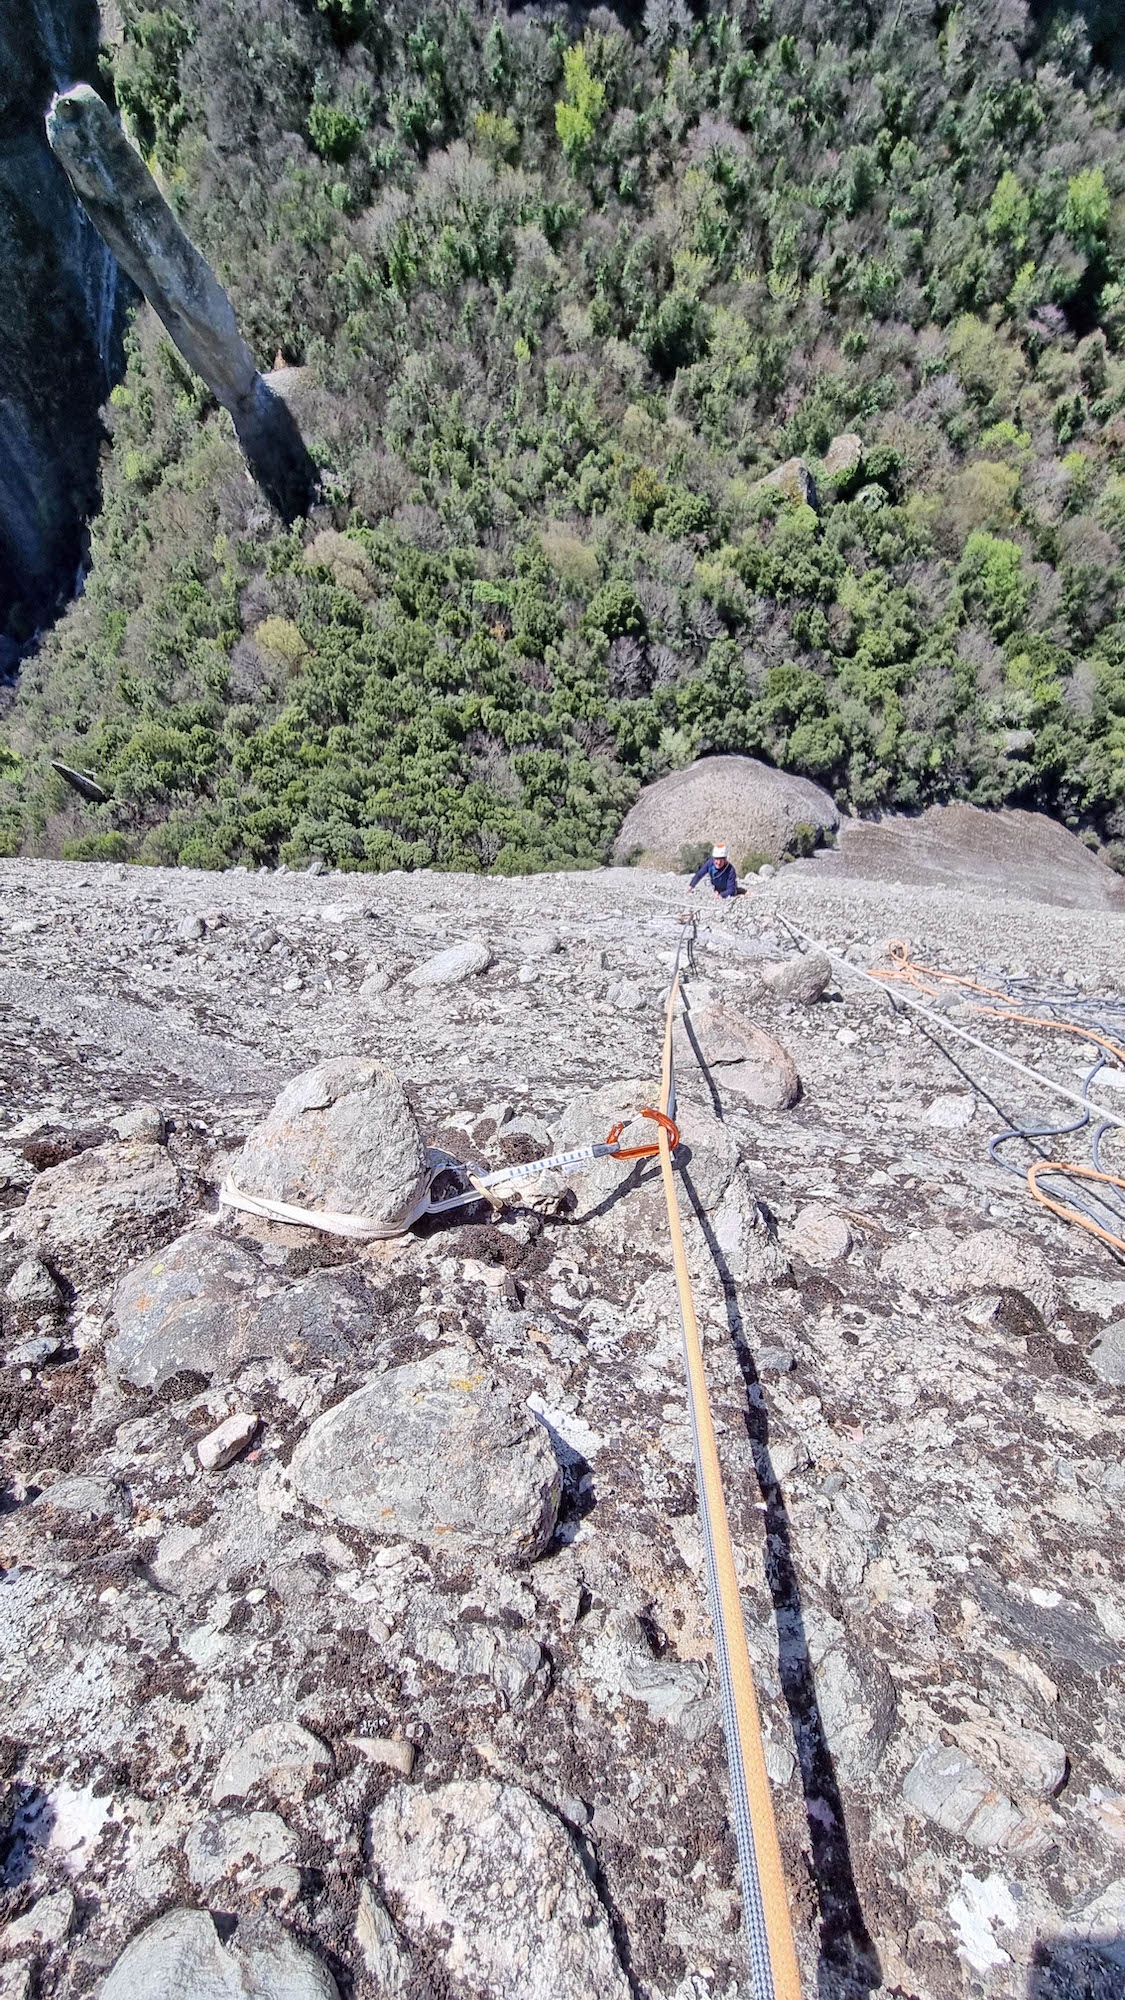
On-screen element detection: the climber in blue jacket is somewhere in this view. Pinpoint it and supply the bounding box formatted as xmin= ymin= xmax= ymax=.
xmin=689 ymin=843 xmax=739 ymax=898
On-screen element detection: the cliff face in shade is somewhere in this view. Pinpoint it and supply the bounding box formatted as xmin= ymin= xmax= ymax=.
xmin=0 ymin=0 xmax=126 ymax=660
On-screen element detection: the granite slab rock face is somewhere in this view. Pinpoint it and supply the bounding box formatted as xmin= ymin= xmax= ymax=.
xmin=8 ymin=858 xmax=1125 ymax=2000
xmin=371 ymin=1778 xmax=632 ymax=1998
xmin=108 ymin=1228 xmax=384 ymax=1387
xmin=99 ymin=1908 xmax=337 ymax=2000
xmin=232 ymin=1056 xmax=430 ymax=1228
xmin=289 ymin=1345 xmax=561 ymax=1560
xmin=551 ymin=1077 xmax=740 ymax=1240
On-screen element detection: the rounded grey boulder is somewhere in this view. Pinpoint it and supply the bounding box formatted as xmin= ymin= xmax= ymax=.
xmin=232 ymin=1057 xmax=430 ymax=1227
xmin=762 ymin=948 xmax=833 ymax=1005
xmin=290 ymin=1346 xmax=561 ymax=1560
xmin=407 ymin=937 xmax=491 ymax=988
xmin=99 ymin=1909 xmax=338 ymax=1999
xmin=613 ymin=754 xmax=838 ymax=869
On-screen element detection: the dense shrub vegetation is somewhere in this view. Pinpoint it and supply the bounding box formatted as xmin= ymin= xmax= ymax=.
xmin=6 ymin=0 xmax=1125 ymax=872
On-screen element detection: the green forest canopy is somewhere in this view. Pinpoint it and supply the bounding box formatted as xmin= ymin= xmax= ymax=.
xmin=6 ymin=0 xmax=1125 ymax=876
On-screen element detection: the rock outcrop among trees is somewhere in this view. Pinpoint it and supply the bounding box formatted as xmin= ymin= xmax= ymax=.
xmin=614 ymin=753 xmax=839 ymax=870
xmin=47 ymin=82 xmax=317 ymax=522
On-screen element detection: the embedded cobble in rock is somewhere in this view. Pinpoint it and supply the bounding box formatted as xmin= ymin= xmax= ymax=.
xmin=1088 ymin=1318 xmax=1125 ymax=1384
xmin=11 ymin=1140 xmax=186 ymax=1278
xmin=789 ymin=1203 xmax=851 ymax=1267
xmin=924 ymin=1091 xmax=977 ymax=1130
xmin=183 ymin=1809 xmax=299 ymax=1894
xmin=99 ymin=1909 xmax=337 ymax=1999
xmin=289 ymin=1345 xmax=561 ymax=1559
xmin=902 ymin=1743 xmax=1052 ymax=1856
xmin=3 ymin=1255 xmax=63 ymax=1325
xmin=371 ymin=1779 xmax=632 ymax=1998
xmin=211 ymin=1721 xmax=332 ymax=1805
xmin=2 ymin=1889 xmax=74 ymax=1950
xmin=107 ymin=1229 xmax=268 ymax=1388
xmin=108 ymin=1230 xmax=384 ymax=1386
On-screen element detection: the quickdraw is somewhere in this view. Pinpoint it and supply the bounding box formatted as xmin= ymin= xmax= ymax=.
xmin=425 ymin=1107 xmax=679 ymax=1217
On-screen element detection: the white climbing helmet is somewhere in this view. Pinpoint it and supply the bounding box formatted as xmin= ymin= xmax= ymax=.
xmin=712 ymin=843 xmax=728 ymax=861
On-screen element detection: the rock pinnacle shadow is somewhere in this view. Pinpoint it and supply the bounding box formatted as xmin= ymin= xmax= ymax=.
xmin=680 ymin=1167 xmax=882 ymax=2000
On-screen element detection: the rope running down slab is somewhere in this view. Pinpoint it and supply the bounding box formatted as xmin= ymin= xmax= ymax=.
xmin=866 ymin=940 xmax=1125 ymax=1255
xmin=777 ymin=921 xmax=1125 ymax=1258
xmin=658 ymin=920 xmax=802 ymax=2000
xmin=778 ymin=918 xmax=1125 ymax=1134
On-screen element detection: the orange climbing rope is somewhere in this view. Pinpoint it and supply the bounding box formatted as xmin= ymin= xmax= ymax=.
xmin=870 ymin=941 xmax=1125 ymax=1256
xmin=657 ymin=924 xmax=803 ymax=2000
xmin=871 ymin=941 xmax=1125 ymax=1073
xmin=1026 ymin=1162 xmax=1125 ymax=1254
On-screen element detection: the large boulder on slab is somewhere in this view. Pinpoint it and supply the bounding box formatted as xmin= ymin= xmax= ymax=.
xmin=107 ymin=1231 xmax=383 ymax=1388
xmin=762 ymin=948 xmax=832 ymax=1004
xmin=10 ymin=1140 xmax=186 ymax=1279
xmin=370 ymin=1779 xmax=631 ymax=1998
xmin=289 ymin=1345 xmax=561 ymax=1560
xmin=231 ymin=1057 xmax=430 ymax=1229
xmin=99 ymin=1908 xmax=337 ymax=2000
xmin=614 ymin=754 xmax=838 ymax=871
xmin=675 ymin=1005 xmax=800 ymax=1109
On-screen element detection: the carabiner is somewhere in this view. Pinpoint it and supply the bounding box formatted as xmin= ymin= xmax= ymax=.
xmin=605 ymin=1107 xmax=680 ymax=1160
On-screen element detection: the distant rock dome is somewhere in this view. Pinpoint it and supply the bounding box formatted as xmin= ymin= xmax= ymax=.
xmin=613 ymin=754 xmax=839 ymax=871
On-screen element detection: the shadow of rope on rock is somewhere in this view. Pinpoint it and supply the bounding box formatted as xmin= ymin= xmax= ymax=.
xmin=680 ymin=1167 xmax=882 ymax=2000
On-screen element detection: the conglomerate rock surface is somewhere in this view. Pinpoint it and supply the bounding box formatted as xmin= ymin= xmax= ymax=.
xmin=1 ymin=854 xmax=1125 ymax=2000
